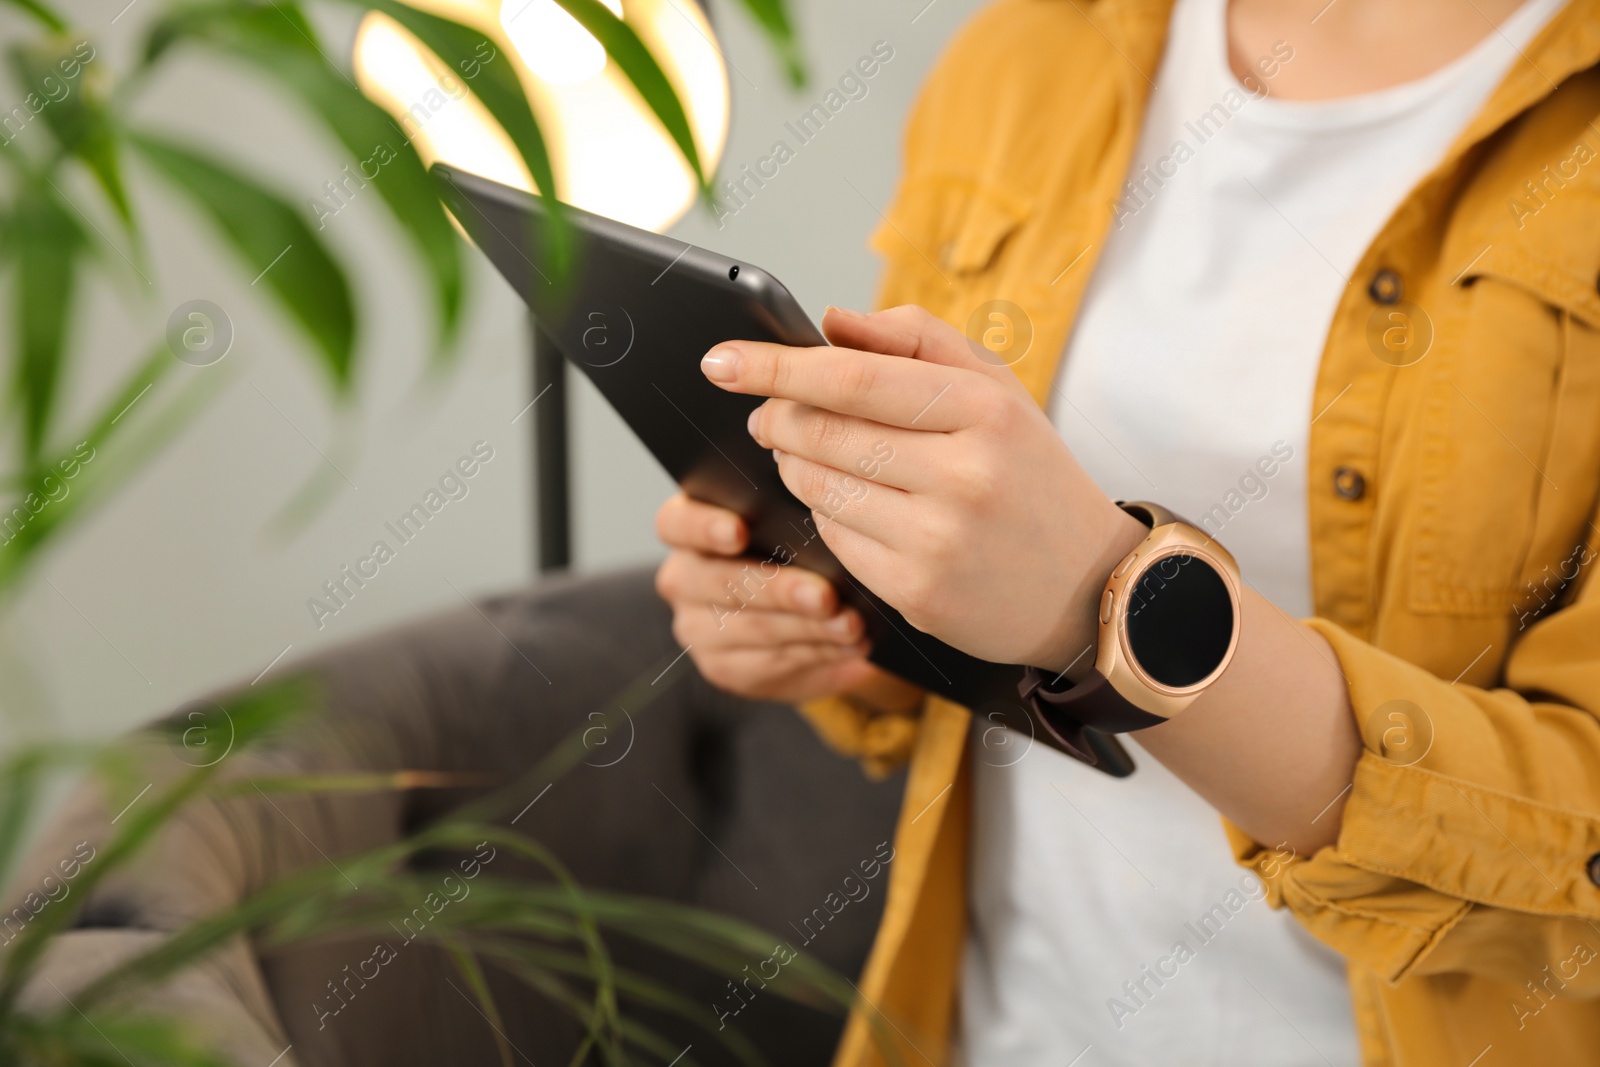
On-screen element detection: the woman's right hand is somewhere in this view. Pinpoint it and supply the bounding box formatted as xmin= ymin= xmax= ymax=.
xmin=654 ymin=492 xmax=896 ymax=704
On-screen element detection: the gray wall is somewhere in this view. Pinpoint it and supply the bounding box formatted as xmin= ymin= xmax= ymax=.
xmin=2 ymin=0 xmax=987 ymax=742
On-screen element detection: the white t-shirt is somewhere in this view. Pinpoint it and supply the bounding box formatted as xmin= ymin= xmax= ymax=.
xmin=957 ymin=0 xmax=1567 ymax=1064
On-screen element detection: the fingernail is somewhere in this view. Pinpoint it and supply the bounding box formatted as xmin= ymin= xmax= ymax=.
xmin=702 ymin=346 xmax=739 ymax=382
xmin=714 ymin=516 xmax=740 ymax=550
xmin=826 ymin=305 xmax=865 ymax=320
xmin=827 ymin=612 xmax=856 ymax=638
xmin=794 ymin=582 xmax=826 ymax=613
xmin=746 ymin=406 xmax=761 ymax=442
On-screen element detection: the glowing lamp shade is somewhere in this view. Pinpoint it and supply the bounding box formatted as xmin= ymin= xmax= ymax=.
xmin=500 ymin=0 xmax=622 ymax=85
xmin=353 ymin=0 xmax=729 ymax=233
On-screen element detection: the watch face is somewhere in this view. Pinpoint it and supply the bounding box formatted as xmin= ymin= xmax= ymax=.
xmin=1124 ymin=552 xmax=1235 ymax=689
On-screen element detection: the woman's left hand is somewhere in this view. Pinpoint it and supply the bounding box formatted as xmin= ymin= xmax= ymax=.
xmin=700 ymin=304 xmax=1148 ymax=672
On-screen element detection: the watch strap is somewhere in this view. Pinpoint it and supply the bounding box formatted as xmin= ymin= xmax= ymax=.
xmin=1117 ymin=500 xmax=1180 ymax=530
xmin=1011 ymin=667 xmax=1140 ymax=775
xmin=1019 ymin=665 xmax=1167 ymax=748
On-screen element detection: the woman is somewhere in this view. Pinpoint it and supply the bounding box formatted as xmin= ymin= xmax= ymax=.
xmin=654 ymin=0 xmax=1600 ymax=1063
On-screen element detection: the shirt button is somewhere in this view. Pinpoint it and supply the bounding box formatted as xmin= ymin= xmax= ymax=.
xmin=1588 ymin=852 xmax=1600 ymax=888
xmin=1368 ymin=269 xmax=1403 ymax=305
xmin=1333 ymin=466 xmax=1367 ymax=501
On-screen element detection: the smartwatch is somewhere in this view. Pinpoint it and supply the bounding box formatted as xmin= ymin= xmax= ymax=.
xmin=1020 ymin=501 xmax=1242 ymax=772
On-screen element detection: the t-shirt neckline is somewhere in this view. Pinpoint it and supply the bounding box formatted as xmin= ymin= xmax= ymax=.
xmin=1201 ymin=0 xmax=1568 ymax=132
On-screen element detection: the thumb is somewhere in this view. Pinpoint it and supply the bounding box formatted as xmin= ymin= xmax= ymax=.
xmin=820 ymin=304 xmax=1024 ymax=384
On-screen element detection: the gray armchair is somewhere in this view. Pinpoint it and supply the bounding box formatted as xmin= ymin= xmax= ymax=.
xmin=11 ymin=569 xmax=905 ymax=1066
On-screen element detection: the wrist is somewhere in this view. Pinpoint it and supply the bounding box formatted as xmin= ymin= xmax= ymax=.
xmin=1040 ymin=503 xmax=1149 ymax=675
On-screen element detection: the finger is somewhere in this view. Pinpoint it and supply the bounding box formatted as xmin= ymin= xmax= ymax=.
xmin=700 ymin=339 xmax=988 ymax=432
xmin=773 ymin=449 xmax=909 ymax=545
xmin=655 ymin=549 xmax=839 ymax=618
xmin=821 ymin=304 xmax=1020 ymax=385
xmin=775 ymin=654 xmax=884 ymax=702
xmin=805 ymin=504 xmax=898 ymax=600
xmin=655 ymin=493 xmax=747 ymax=555
xmin=697 ymin=645 xmax=882 ymax=703
xmin=676 ymin=601 xmax=867 ymax=650
xmin=750 ymin=400 xmax=931 ymax=492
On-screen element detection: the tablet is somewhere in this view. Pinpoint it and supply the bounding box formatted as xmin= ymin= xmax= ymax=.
xmin=433 ymin=163 xmax=1134 ymax=774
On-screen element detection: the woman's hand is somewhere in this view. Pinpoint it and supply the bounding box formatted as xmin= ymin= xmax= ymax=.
xmin=690 ymin=303 xmax=1360 ymax=854
xmin=701 ymin=304 xmax=1148 ymax=672
xmin=654 ymin=492 xmax=918 ymax=705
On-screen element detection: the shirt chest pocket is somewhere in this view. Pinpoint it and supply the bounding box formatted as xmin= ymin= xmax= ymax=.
xmin=869 ymin=175 xmax=1034 ymax=318
xmin=1408 ymin=246 xmax=1600 ymax=617
xmin=869 ymin=174 xmax=1067 ymax=391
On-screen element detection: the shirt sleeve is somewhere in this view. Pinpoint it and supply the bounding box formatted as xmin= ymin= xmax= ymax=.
xmin=1228 ymin=514 xmax=1600 ymax=988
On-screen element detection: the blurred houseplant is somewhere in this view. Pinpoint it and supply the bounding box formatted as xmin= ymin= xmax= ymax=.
xmin=0 ymin=0 xmax=801 ymax=591
xmin=0 ymin=670 xmax=886 ymax=1065
xmin=0 ymin=0 xmax=892 ymax=1063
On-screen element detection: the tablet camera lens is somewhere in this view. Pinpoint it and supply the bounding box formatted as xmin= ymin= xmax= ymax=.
xmin=728 ymin=265 xmax=740 ymax=281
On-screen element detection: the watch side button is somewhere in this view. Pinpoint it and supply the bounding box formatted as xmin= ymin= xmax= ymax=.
xmin=1112 ymin=551 xmax=1138 ymax=579
xmin=1099 ymin=589 xmax=1116 ymax=625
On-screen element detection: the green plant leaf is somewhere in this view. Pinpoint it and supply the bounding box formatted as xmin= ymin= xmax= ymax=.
xmin=443 ymin=936 xmax=516 ymax=1067
xmin=259 ymin=56 xmax=465 ymax=356
xmin=549 ymin=0 xmax=705 ymax=188
xmin=0 ymin=677 xmax=319 ymax=1015
xmin=9 ymin=1009 xmax=236 ymax=1067
xmin=131 ymin=132 xmax=357 ymax=392
xmin=143 ymin=3 xmax=464 ymax=355
xmin=143 ymin=0 xmax=319 ymax=62
xmin=0 ymin=758 xmax=47 ymax=895
xmin=8 ymin=37 xmax=134 ymax=230
xmin=0 ymin=341 xmax=227 ymax=597
xmin=69 ymin=819 xmax=592 ymax=1010
xmin=0 ymin=0 xmax=66 ymax=33
xmin=0 ymin=742 xmax=102 ymax=902
xmin=9 ymin=183 xmax=83 ymax=463
xmin=0 ymin=342 xmax=165 ymax=573
xmin=473 ymin=939 xmax=770 ymax=1067
xmin=726 ymin=0 xmax=804 ymax=87
xmin=475 ymin=953 xmax=686 ymax=1067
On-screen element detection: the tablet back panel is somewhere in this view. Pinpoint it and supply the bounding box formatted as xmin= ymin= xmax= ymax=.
xmin=433 ymin=164 xmax=1064 ymax=735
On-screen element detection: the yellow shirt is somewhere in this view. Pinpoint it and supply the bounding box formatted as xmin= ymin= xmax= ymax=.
xmin=798 ymin=1 xmax=1600 ymax=1064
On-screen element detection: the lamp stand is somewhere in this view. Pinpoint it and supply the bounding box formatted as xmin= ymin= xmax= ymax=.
xmin=532 ymin=320 xmax=570 ymax=573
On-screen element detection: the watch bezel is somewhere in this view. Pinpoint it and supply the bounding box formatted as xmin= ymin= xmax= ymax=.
xmin=1096 ymin=523 xmax=1242 ymax=720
